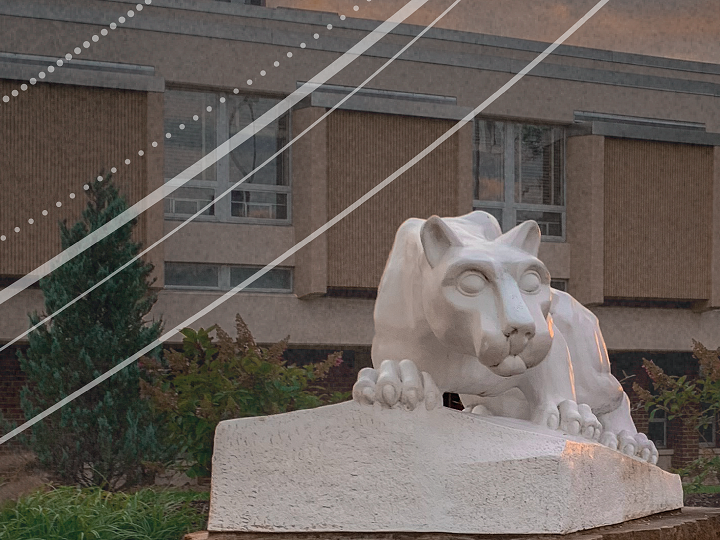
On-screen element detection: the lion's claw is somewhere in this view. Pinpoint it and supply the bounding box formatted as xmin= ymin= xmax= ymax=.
xmin=532 ymin=400 xmax=602 ymax=442
xmin=352 ymin=359 xmax=441 ymax=410
xmin=596 ymin=429 xmax=657 ymax=464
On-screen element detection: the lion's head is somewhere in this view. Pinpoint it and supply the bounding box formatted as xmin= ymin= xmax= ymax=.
xmin=418 ymin=213 xmax=554 ymax=377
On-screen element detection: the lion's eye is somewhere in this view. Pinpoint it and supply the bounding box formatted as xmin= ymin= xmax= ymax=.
xmin=457 ymin=272 xmax=487 ymax=296
xmin=519 ymin=271 xmax=542 ymax=293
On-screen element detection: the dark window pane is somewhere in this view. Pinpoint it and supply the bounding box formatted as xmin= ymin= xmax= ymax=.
xmin=231 ymin=190 xmax=287 ymax=220
xmin=230 ymin=267 xmax=292 ymax=291
xmin=515 ymin=125 xmax=565 ymax=206
xmin=228 ymin=95 xmax=289 ymax=187
xmin=473 ymin=120 xmax=504 ymax=202
xmin=174 ymin=200 xmax=198 ymax=215
xmin=164 ymin=91 xmax=217 ymax=182
xmin=647 ymin=419 xmax=667 ymax=449
xmin=699 ymin=407 xmax=716 ymax=446
xmin=550 ymin=279 xmax=567 ymax=292
xmin=516 ymin=210 xmax=563 ymax=237
xmin=647 ymin=408 xmax=667 ymax=449
xmin=165 ymin=263 xmax=219 ymax=288
xmin=699 ymin=421 xmax=715 ymax=446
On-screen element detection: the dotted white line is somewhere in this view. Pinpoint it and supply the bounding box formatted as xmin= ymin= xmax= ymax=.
xmin=1 ymin=0 xmax=366 ymax=244
xmin=241 ymin=1 xmax=372 ymax=86
xmin=0 ymin=1 xmax=152 ymax=105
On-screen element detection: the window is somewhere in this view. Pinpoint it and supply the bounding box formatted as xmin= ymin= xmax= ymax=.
xmin=473 ymin=120 xmax=566 ymax=240
xmin=550 ymin=279 xmax=568 ymax=292
xmin=164 ymin=89 xmax=290 ymax=224
xmin=165 ymin=263 xmax=293 ymax=293
xmin=699 ymin=411 xmax=717 ymax=447
xmin=647 ymin=408 xmax=667 ymax=449
xmin=165 ymin=263 xmax=219 ymax=289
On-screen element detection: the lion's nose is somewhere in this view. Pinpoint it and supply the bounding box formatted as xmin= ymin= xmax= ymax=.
xmin=503 ymin=324 xmax=535 ymax=340
xmin=504 ymin=323 xmax=535 ymax=355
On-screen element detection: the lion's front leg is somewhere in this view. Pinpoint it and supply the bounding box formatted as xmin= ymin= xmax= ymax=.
xmin=518 ymin=331 xmax=602 ymax=441
xmin=352 ymin=359 xmax=442 ymax=411
xmin=596 ymin=392 xmax=659 ymax=464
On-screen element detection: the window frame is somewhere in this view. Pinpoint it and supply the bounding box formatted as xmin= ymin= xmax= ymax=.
xmin=164 ymin=262 xmax=294 ymax=294
xmin=163 ymin=87 xmax=292 ymax=226
xmin=699 ymin=412 xmax=717 ymax=448
xmin=648 ymin=408 xmax=668 ymax=450
xmin=472 ymin=120 xmax=567 ymax=242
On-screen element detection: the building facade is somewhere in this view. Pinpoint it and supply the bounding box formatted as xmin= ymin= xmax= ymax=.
xmin=1 ymin=0 xmax=720 ymax=469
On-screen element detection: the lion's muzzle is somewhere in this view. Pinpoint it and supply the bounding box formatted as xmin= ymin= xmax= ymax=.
xmin=490 ymin=355 xmax=527 ymax=377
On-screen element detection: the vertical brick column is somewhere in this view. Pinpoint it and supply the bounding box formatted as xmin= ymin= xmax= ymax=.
xmin=0 ymin=345 xmax=27 ymax=453
xmin=670 ymin=417 xmax=700 ymax=470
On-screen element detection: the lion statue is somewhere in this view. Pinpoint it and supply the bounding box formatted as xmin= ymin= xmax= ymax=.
xmin=352 ymin=210 xmax=658 ymax=464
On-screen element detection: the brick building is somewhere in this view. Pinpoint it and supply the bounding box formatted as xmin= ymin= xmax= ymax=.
xmin=1 ymin=0 xmax=720 ymax=470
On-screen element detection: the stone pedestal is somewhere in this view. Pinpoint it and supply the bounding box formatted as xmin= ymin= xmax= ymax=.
xmin=208 ymin=402 xmax=683 ymax=536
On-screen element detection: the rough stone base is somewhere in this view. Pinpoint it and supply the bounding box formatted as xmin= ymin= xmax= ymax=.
xmin=187 ymin=508 xmax=720 ymax=539
xmin=209 ymin=402 xmax=683 ymax=535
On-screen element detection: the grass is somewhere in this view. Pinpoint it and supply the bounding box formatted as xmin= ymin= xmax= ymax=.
xmin=687 ymin=484 xmax=720 ymax=494
xmin=0 ymin=486 xmax=208 ymax=540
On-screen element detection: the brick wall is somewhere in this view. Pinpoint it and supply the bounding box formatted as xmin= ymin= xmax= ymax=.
xmin=0 ymin=345 xmax=28 ymax=453
xmin=669 ymin=417 xmax=701 ymax=469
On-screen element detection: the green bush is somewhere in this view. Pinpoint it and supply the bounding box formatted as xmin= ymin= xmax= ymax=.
xmin=6 ymin=174 xmax=170 ymax=489
xmin=0 ymin=486 xmax=207 ymax=540
xmin=633 ymin=340 xmax=720 ymax=491
xmin=141 ymin=315 xmax=349 ymax=478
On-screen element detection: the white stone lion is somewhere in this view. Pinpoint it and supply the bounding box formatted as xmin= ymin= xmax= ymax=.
xmin=353 ymin=210 xmax=658 ymax=464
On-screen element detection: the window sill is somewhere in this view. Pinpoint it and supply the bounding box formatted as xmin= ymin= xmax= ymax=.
xmin=540 ymin=236 xmax=566 ymax=243
xmin=164 ymin=286 xmax=293 ymax=294
xmin=164 ymin=214 xmax=219 ymax=223
xmin=163 ymin=215 xmax=292 ymax=226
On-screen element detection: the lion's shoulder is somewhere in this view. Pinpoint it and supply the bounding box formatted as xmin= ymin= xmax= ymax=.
xmin=550 ymin=289 xmax=599 ymax=329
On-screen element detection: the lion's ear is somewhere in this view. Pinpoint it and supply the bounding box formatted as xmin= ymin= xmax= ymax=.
xmin=420 ymin=215 xmax=462 ymax=268
xmin=497 ymin=220 xmax=541 ymax=257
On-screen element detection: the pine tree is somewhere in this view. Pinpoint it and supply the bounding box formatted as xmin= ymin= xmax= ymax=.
xmin=18 ymin=173 xmax=166 ymax=489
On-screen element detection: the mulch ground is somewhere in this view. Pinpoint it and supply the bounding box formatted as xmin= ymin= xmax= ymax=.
xmin=684 ymin=492 xmax=720 ymax=507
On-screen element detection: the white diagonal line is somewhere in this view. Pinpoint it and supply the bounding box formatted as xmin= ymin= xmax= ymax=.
xmin=0 ymin=0 xmax=466 ymax=355
xmin=0 ymin=0 xmax=433 ymax=308
xmin=0 ymin=0 xmax=610 ymax=446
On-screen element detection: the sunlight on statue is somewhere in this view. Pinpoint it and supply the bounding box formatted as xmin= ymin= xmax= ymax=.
xmin=353 ymin=210 xmax=657 ymax=464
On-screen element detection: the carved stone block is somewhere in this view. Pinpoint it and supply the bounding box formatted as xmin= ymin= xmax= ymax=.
xmin=208 ymin=401 xmax=682 ymax=535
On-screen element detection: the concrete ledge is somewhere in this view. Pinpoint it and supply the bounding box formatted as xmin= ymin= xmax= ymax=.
xmin=0 ymin=53 xmax=164 ymax=92
xmin=208 ymin=402 xmax=682 ymax=535
xmin=186 ymin=508 xmax=720 ymax=539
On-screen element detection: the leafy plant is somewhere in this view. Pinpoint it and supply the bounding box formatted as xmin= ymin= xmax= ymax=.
xmin=7 ymin=174 xmax=170 ymax=490
xmin=141 ymin=315 xmax=348 ymax=478
xmin=0 ymin=486 xmax=208 ymax=540
xmin=633 ymin=339 xmax=720 ymax=490
xmin=673 ymin=456 xmax=720 ymax=493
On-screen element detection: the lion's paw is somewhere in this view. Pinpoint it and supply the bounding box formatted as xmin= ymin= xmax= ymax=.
xmin=599 ymin=430 xmax=658 ymax=464
xmin=532 ymin=400 xmax=602 ymax=441
xmin=352 ymin=359 xmax=442 ymax=411
xmin=463 ymin=404 xmax=492 ymax=416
